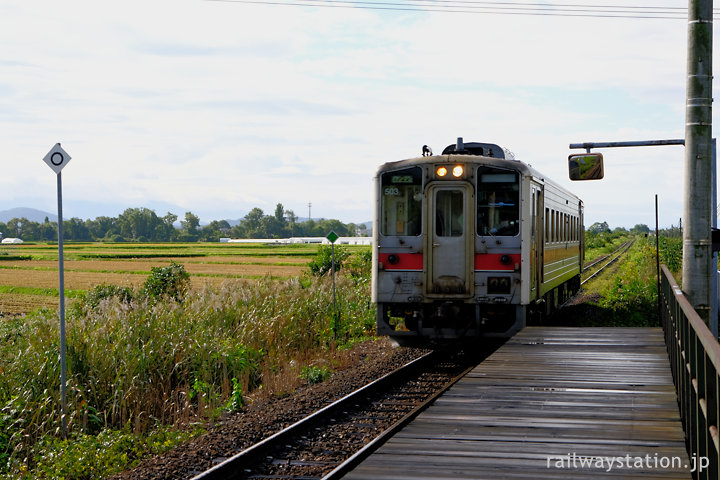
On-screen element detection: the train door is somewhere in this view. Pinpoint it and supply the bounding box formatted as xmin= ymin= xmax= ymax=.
xmin=426 ymin=183 xmax=474 ymax=296
xmin=530 ymin=183 xmax=544 ymax=300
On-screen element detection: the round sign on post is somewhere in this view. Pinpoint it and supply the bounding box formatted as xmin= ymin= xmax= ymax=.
xmin=42 ymin=142 xmax=71 ymax=437
xmin=43 ymin=143 xmax=71 ymax=174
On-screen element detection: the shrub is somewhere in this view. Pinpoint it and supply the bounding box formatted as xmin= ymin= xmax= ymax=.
xmin=141 ymin=261 xmax=190 ymax=300
xmin=344 ymin=248 xmax=372 ymax=284
xmin=77 ymin=283 xmax=134 ymax=313
xmin=308 ymin=245 xmax=350 ymax=277
xmin=659 ymin=236 xmax=682 ymax=274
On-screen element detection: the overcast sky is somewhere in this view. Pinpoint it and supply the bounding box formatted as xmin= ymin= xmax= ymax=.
xmin=0 ymin=0 xmax=713 ymax=228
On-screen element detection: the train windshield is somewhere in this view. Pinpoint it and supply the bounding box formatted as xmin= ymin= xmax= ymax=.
xmin=477 ymin=166 xmax=519 ymax=236
xmin=380 ymin=167 xmax=422 ymax=236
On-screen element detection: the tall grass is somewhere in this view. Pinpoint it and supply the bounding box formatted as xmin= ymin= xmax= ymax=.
xmin=0 ymin=269 xmax=375 ymax=478
xmin=581 ymin=234 xmax=682 ymax=327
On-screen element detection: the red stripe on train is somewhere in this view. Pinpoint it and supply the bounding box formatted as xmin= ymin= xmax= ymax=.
xmin=474 ymin=253 xmax=521 ymax=271
xmin=378 ymin=253 xmax=423 ymax=270
xmin=378 ymin=253 xmax=520 ymax=271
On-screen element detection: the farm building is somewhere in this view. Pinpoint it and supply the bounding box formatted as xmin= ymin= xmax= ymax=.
xmin=1 ymin=238 xmax=23 ymax=244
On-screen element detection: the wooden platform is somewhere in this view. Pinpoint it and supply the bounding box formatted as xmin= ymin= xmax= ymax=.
xmin=343 ymin=327 xmax=691 ymax=479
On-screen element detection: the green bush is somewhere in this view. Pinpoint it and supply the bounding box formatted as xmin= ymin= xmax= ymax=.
xmin=307 ymin=245 xmax=350 ymax=277
xmin=76 ymin=283 xmax=134 ymax=313
xmin=141 ymin=261 xmax=190 ymax=300
xmin=344 ymin=248 xmax=372 ymax=284
xmin=659 ymin=236 xmax=682 ymax=274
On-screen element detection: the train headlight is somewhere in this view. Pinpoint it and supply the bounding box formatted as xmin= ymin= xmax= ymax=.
xmin=436 ymin=166 xmax=448 ymax=177
xmin=452 ymin=165 xmax=464 ymax=177
xmin=487 ymin=276 xmax=511 ymax=294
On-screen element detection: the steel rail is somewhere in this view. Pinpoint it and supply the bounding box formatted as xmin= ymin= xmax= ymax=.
xmin=581 ymin=240 xmax=634 ymax=286
xmin=321 ymin=361 xmax=476 ymax=479
xmin=190 ymin=351 xmax=439 ymax=480
xmin=582 ymin=253 xmax=610 ymax=273
xmin=582 ymin=240 xmax=633 ymax=273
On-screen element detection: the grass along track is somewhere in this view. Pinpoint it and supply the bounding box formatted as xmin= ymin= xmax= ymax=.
xmin=580 ymin=240 xmax=634 ymax=286
xmin=552 ymin=236 xmax=658 ymax=328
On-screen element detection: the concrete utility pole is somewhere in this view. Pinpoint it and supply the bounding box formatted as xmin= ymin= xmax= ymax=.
xmin=683 ymin=0 xmax=714 ymax=323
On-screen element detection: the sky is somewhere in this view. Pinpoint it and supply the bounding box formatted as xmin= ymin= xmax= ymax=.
xmin=0 ymin=0 xmax=713 ymax=229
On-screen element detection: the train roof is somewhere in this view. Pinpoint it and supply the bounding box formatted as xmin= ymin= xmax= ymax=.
xmin=376 ymin=149 xmax=581 ymax=203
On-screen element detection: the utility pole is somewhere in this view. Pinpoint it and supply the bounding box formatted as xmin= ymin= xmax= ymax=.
xmin=683 ymin=0 xmax=714 ymax=323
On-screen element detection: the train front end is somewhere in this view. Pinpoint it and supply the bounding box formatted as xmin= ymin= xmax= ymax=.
xmin=372 ymin=141 xmax=528 ymax=345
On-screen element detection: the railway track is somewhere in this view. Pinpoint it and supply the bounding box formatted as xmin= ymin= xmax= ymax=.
xmin=147 ymin=243 xmax=635 ymax=480
xmin=191 ymin=346 xmax=496 ymax=480
xmin=581 ymin=240 xmax=634 ymax=285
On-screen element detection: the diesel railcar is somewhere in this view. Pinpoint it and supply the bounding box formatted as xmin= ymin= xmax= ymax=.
xmin=372 ymin=139 xmax=583 ymax=344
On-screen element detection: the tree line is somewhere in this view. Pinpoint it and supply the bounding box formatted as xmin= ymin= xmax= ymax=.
xmin=0 ymin=204 xmax=368 ymax=242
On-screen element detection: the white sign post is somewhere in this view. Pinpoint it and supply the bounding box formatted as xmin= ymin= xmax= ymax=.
xmin=43 ymin=143 xmax=71 ymax=437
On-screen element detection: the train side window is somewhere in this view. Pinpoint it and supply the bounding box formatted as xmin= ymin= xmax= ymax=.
xmin=573 ymin=217 xmax=577 ymax=241
xmin=381 ymin=167 xmax=423 ymax=236
xmin=576 ymin=217 xmax=580 ymax=241
xmin=555 ymin=212 xmax=560 ymax=242
xmin=567 ymin=215 xmax=571 ymax=241
xmin=477 ymin=167 xmax=519 ymax=236
xmin=559 ymin=212 xmax=563 ymax=241
xmin=545 ymin=208 xmax=549 ymax=243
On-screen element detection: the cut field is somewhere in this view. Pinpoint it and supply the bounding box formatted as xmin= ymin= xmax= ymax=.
xmin=0 ymin=242 xmax=319 ymax=315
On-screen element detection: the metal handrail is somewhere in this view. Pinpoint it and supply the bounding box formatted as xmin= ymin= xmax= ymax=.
xmin=660 ymin=264 xmax=720 ymax=479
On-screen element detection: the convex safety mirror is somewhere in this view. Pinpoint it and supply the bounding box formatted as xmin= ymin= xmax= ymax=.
xmin=568 ymin=153 xmax=604 ymax=180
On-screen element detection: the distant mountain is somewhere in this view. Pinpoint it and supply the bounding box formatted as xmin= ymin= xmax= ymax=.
xmin=0 ymin=207 xmax=57 ymax=223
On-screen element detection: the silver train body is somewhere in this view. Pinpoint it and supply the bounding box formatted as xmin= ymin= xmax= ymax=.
xmin=372 ymin=141 xmax=583 ymax=343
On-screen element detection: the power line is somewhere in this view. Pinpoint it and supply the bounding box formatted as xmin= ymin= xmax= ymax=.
xmin=207 ymin=0 xmax=720 ymax=18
